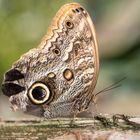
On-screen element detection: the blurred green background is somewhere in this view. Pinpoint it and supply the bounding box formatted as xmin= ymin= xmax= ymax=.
xmin=0 ymin=0 xmax=140 ymax=119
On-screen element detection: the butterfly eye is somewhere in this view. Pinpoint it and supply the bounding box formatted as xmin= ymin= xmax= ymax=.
xmin=65 ymin=20 xmax=74 ymax=29
xmin=28 ymin=83 xmax=51 ymax=105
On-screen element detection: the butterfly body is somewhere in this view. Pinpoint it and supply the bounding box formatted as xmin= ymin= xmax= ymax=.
xmin=2 ymin=3 xmax=99 ymax=118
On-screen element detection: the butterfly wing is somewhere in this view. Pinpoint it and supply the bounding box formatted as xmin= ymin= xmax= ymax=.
xmin=40 ymin=3 xmax=100 ymax=117
xmin=2 ymin=3 xmax=99 ymax=118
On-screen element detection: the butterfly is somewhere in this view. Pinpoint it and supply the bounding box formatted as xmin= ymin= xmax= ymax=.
xmin=1 ymin=3 xmax=99 ymax=118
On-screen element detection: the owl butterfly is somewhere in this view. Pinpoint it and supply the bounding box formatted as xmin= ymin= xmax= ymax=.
xmin=2 ymin=3 xmax=99 ymax=118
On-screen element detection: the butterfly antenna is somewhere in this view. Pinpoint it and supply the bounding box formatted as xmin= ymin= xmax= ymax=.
xmin=94 ymin=77 xmax=126 ymax=97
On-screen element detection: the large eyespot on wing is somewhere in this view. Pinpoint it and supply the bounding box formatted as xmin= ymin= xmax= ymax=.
xmin=1 ymin=83 xmax=25 ymax=97
xmin=4 ymin=68 xmax=24 ymax=82
xmin=28 ymin=82 xmax=53 ymax=105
